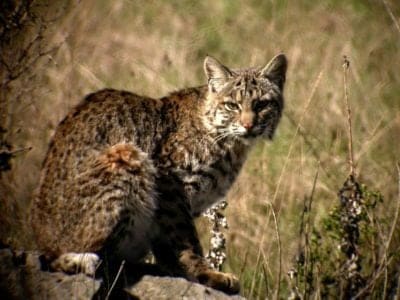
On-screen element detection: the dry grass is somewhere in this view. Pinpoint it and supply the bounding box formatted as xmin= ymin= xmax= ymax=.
xmin=1 ymin=0 xmax=399 ymax=298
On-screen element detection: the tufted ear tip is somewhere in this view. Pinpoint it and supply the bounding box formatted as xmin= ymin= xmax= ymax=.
xmin=273 ymin=53 xmax=288 ymax=66
xmin=204 ymin=56 xmax=230 ymax=78
xmin=203 ymin=55 xmax=214 ymax=78
xmin=204 ymin=56 xmax=232 ymax=93
xmin=259 ymin=53 xmax=288 ymax=89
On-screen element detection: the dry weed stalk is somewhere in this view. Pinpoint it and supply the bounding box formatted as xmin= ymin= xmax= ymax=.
xmin=342 ymin=56 xmax=355 ymax=177
xmin=204 ymin=200 xmax=229 ymax=271
xmin=338 ymin=55 xmax=365 ymax=297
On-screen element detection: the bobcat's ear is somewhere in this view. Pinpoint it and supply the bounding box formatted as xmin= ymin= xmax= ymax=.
xmin=258 ymin=54 xmax=287 ymax=90
xmin=204 ymin=56 xmax=232 ymax=93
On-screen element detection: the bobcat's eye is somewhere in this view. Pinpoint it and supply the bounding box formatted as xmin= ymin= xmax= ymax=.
xmin=254 ymin=100 xmax=269 ymax=112
xmin=224 ymin=102 xmax=240 ymax=112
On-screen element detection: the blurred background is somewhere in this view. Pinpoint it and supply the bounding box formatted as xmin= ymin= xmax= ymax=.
xmin=1 ymin=0 xmax=399 ymax=298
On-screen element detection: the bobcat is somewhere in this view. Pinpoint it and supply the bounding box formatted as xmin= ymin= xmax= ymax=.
xmin=31 ymin=54 xmax=287 ymax=294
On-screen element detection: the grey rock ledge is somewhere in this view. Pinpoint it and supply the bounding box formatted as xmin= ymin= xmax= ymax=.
xmin=0 ymin=248 xmax=245 ymax=300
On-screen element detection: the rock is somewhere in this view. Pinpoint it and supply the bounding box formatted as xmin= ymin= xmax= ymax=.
xmin=0 ymin=248 xmax=246 ymax=300
xmin=0 ymin=248 xmax=100 ymax=299
xmin=126 ymin=275 xmax=246 ymax=300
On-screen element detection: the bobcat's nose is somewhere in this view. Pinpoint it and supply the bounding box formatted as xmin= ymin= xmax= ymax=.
xmin=241 ymin=122 xmax=253 ymax=131
xmin=240 ymin=111 xmax=254 ymax=132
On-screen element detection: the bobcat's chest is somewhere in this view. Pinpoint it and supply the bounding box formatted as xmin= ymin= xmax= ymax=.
xmin=174 ymin=141 xmax=249 ymax=216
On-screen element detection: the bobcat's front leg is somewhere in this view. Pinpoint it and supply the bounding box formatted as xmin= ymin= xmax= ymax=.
xmin=179 ymin=250 xmax=240 ymax=294
xmin=151 ymin=178 xmax=240 ymax=294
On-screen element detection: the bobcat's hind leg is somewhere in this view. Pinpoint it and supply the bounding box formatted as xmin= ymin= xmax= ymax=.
xmin=50 ymin=252 xmax=100 ymax=276
xmin=36 ymin=142 xmax=157 ymax=277
xmin=97 ymin=143 xmax=157 ymax=264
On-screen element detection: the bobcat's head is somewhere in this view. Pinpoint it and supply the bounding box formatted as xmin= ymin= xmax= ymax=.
xmin=203 ymin=54 xmax=287 ymax=141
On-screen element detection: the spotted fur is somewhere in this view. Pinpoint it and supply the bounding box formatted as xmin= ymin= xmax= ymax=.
xmin=31 ymin=54 xmax=287 ymax=294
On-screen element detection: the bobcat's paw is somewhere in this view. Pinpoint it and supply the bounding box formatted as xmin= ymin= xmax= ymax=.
xmin=197 ymin=270 xmax=240 ymax=295
xmin=50 ymin=252 xmax=100 ymax=276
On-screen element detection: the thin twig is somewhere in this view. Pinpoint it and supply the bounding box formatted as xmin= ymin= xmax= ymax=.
xmin=4 ymin=146 xmax=32 ymax=156
xmin=255 ymin=69 xmax=323 ymax=297
xmin=384 ymin=162 xmax=400 ymax=251
xmin=261 ymin=263 xmax=270 ymax=298
xmin=260 ymin=246 xmax=274 ymax=298
xmin=248 ymin=244 xmax=263 ymax=299
xmin=395 ymin=271 xmax=400 ymax=300
xmin=267 ymin=201 xmax=282 ymax=300
xmin=272 ymin=69 xmax=324 ymax=205
xmin=357 ymin=114 xmax=399 ymax=161
xmin=105 ymin=260 xmax=125 ymax=300
xmin=238 ymin=246 xmax=250 ymax=280
xmin=353 ymin=163 xmax=400 ymax=299
xmin=342 ymin=56 xmax=355 ymax=177
xmin=382 ymin=162 xmax=400 ymax=298
xmin=285 ymin=111 xmax=334 ymax=184
xmin=353 ymin=255 xmax=395 ymax=299
xmin=381 ymin=0 xmax=400 ymax=38
xmin=260 ymin=69 xmax=323 ymax=240
xmin=303 ymin=163 xmax=320 ymax=299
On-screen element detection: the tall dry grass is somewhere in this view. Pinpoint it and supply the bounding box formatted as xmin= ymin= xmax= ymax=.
xmin=1 ymin=0 xmax=399 ymax=298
